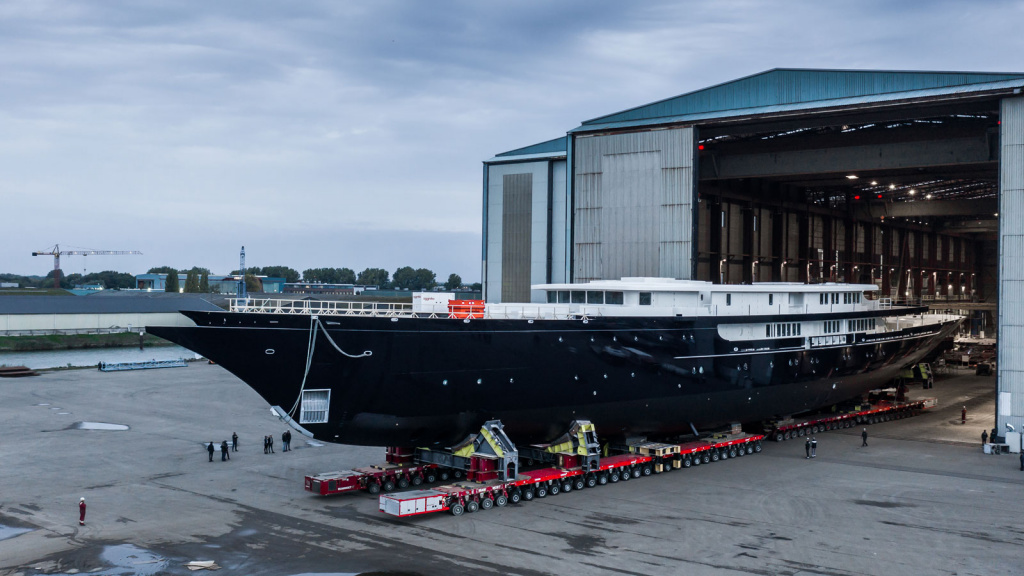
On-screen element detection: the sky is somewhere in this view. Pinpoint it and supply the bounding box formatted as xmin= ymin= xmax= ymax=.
xmin=2 ymin=0 xmax=1023 ymax=283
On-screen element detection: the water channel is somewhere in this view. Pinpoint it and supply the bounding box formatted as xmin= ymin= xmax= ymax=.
xmin=0 ymin=345 xmax=198 ymax=370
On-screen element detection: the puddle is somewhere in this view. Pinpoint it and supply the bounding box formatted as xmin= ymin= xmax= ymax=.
xmin=0 ymin=524 xmax=32 ymax=541
xmin=71 ymin=422 xmax=130 ymax=431
xmin=48 ymin=544 xmax=167 ymax=576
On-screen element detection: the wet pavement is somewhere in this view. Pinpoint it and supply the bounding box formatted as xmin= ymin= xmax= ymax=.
xmin=0 ymin=362 xmax=1021 ymax=576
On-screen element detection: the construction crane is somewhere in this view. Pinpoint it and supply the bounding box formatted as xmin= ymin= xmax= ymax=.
xmin=32 ymin=244 xmax=143 ymax=289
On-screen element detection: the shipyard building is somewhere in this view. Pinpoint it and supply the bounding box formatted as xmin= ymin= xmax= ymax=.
xmin=481 ymin=68 xmax=1024 ymax=435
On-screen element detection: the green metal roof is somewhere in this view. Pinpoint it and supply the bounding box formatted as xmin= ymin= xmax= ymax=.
xmin=581 ymin=68 xmax=1024 ymax=127
xmin=493 ymin=136 xmax=567 ymax=158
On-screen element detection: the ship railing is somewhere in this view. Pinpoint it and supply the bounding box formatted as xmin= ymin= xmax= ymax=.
xmin=229 ymin=298 xmax=417 ymax=317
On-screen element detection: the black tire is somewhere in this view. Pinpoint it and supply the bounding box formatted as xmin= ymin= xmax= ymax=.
xmin=439 ymin=470 xmax=450 ymax=482
xmin=451 ymin=503 xmax=464 ymax=516
xmin=683 ymin=456 xmax=692 ymax=468
xmin=453 ymin=470 xmax=464 ymax=480
xmin=609 ymin=471 xmax=620 ymax=482
xmin=711 ymin=451 xmax=720 ymax=462
xmin=585 ymin=475 xmax=597 ymax=488
xmin=549 ymin=483 xmax=560 ymax=495
xmin=561 ymin=482 xmax=572 ymax=493
xmin=481 ymin=497 xmax=494 ymax=510
xmin=620 ymin=469 xmax=631 ymax=481
xmin=523 ymin=488 xmax=535 ymax=500
xmin=729 ymin=448 xmax=738 ymax=458
xmin=398 ymin=477 xmax=410 ymax=489
xmin=575 ymin=477 xmax=587 ymax=490
xmin=366 ymin=482 xmax=381 ymax=495
xmin=775 ymin=433 xmax=784 ymax=442
xmin=466 ymin=499 xmax=479 ymax=513
xmin=598 ymin=474 xmax=608 ymax=485
xmin=721 ymin=449 xmax=729 ymax=460
xmin=425 ymin=472 xmax=436 ymax=483
xmin=784 ymin=431 xmax=792 ymax=440
xmin=495 ymin=494 xmax=508 ymax=507
xmin=736 ymin=446 xmax=745 ymax=457
xmin=641 ymin=465 xmax=652 ymax=476
xmin=798 ymin=428 xmax=805 ymax=437
xmin=754 ymin=441 xmax=762 ymax=453
xmin=412 ymin=475 xmax=423 ymax=486
xmin=509 ymin=491 xmax=521 ymax=504
xmin=382 ymin=479 xmax=396 ymax=492
xmin=701 ymin=453 xmax=711 ymax=464
xmin=536 ymin=485 xmax=547 ymax=498
xmin=746 ymin=444 xmax=754 ymax=455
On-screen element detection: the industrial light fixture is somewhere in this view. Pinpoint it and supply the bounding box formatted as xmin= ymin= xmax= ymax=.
xmin=846 ymin=175 xmax=859 ymax=180
xmin=909 ymin=189 xmax=916 ymax=195
xmin=995 ymin=213 xmax=1000 ymax=217
xmin=889 ymin=184 xmax=896 ymax=190
xmin=926 ymin=193 xmax=933 ymax=199
xmin=870 ymin=181 xmax=878 ymax=186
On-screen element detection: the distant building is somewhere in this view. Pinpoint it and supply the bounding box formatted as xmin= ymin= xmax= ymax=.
xmin=282 ymin=283 xmax=375 ymax=296
xmin=0 ymin=295 xmax=222 ymax=336
xmin=0 ymin=282 xmax=18 ymax=288
xmin=135 ymin=274 xmax=285 ymax=294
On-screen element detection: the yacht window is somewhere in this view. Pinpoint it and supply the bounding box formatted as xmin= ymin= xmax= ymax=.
xmin=587 ymin=291 xmax=604 ymax=304
xmin=820 ymin=293 xmax=825 ymax=305
xmin=606 ymin=291 xmax=624 ymax=305
xmin=639 ymin=292 xmax=652 ymax=305
xmin=558 ymin=291 xmax=570 ymax=304
xmin=766 ymin=325 xmax=771 ymax=337
xmin=726 ymin=294 xmax=732 ymax=306
xmin=797 ymin=324 xmax=801 ymax=336
xmin=571 ymin=291 xmax=586 ymax=304
xmin=547 ymin=291 xmax=557 ymax=304
xmin=769 ymin=294 xmax=774 ymax=305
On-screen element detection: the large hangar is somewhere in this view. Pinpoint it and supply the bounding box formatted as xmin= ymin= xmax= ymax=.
xmin=481 ymin=68 xmax=1024 ymax=434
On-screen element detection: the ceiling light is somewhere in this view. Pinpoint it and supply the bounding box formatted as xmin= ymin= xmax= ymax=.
xmin=926 ymin=193 xmax=933 ymax=199
xmin=846 ymin=175 xmax=859 ymax=180
xmin=909 ymin=189 xmax=916 ymax=195
xmin=889 ymin=184 xmax=896 ymax=190
xmin=995 ymin=213 xmax=999 ymax=217
xmin=870 ymin=181 xmax=878 ymax=186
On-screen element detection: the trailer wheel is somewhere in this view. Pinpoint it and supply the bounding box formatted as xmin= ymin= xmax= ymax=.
xmin=561 ymin=482 xmax=572 ymax=493
xmin=412 ymin=475 xmax=423 ymax=486
xmin=382 ymin=479 xmax=396 ymax=492
xmin=524 ymin=488 xmax=535 ymax=500
xmin=536 ymin=485 xmax=548 ymax=498
xmin=736 ymin=446 xmax=745 ymax=457
xmin=425 ymin=472 xmax=437 ymax=483
xmin=701 ymin=452 xmax=711 ymax=464
xmin=640 ymin=465 xmax=652 ymax=477
xmin=466 ymin=500 xmax=479 ymax=513
xmin=439 ymin=470 xmax=450 ymax=482
xmin=754 ymin=441 xmax=762 ymax=453
xmin=576 ymin=477 xmax=588 ymax=490
xmin=398 ymin=476 xmax=410 ymax=489
xmin=728 ymin=447 xmax=738 ymax=458
xmin=711 ymin=451 xmax=720 ymax=462
xmin=481 ymin=497 xmax=494 ymax=510
xmin=367 ymin=482 xmax=381 ymax=495
xmin=495 ymin=494 xmax=508 ymax=507
xmin=585 ymin=475 xmax=597 ymax=488
xmin=797 ymin=428 xmax=805 ymax=437
xmin=451 ymin=503 xmax=465 ymax=516
xmin=509 ymin=490 xmax=521 ymax=504
xmin=783 ymin=431 xmax=792 ymax=440
xmin=598 ymin=473 xmax=608 ymax=485
xmin=549 ymin=483 xmax=561 ymax=495
xmin=453 ymin=470 xmax=464 ymax=480
xmin=746 ymin=444 xmax=754 ymax=455
xmin=609 ymin=471 xmax=620 ymax=482
xmin=683 ymin=456 xmax=692 ymax=468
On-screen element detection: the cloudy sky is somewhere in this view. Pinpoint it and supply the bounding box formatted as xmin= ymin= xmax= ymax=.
xmin=2 ymin=0 xmax=1022 ymax=282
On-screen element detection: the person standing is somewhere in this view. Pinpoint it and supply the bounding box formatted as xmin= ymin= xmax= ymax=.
xmin=282 ymin=430 xmax=291 ymax=452
xmin=268 ymin=434 xmax=275 ymax=454
xmin=232 ymin=432 xmax=238 ymax=452
xmin=810 ymin=437 xmax=817 ymax=458
xmin=207 ymin=441 xmax=214 ymax=462
xmin=221 ymin=441 xmax=229 ymax=461
xmin=982 ymin=430 xmax=988 ymax=446
xmin=961 ymin=406 xmax=967 ymax=424
xmin=805 ymin=437 xmax=811 ymax=459
xmin=263 ymin=435 xmax=269 ymax=454
xmin=1019 ymin=450 xmax=1023 ymax=472
xmin=861 ymin=428 xmax=868 ymax=447
xmin=79 ymin=497 xmax=86 ymax=526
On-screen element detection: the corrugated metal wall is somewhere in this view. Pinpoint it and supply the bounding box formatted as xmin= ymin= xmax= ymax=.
xmin=573 ymin=127 xmax=694 ymax=282
xmin=998 ymin=95 xmax=1024 ymax=433
xmin=501 ymin=174 xmax=533 ymax=302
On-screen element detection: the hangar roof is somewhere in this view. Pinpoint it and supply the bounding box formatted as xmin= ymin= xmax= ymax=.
xmin=576 ymin=68 xmax=1024 ymax=131
xmin=0 ymin=295 xmax=222 ymax=315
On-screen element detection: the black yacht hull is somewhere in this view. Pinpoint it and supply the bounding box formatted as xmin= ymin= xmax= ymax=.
xmin=148 ymin=309 xmax=960 ymax=447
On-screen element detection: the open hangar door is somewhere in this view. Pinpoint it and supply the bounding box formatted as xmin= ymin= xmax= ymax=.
xmin=692 ymin=100 xmax=999 ymax=319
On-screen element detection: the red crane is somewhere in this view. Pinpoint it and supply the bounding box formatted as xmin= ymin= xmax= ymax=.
xmin=32 ymin=244 xmax=143 ymax=289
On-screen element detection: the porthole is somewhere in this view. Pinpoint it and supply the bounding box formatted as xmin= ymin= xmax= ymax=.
xmin=265 ymin=349 xmax=275 ymax=355
xmin=699 ymin=366 xmax=704 ymax=374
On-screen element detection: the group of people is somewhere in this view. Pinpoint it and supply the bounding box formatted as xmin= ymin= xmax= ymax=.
xmin=264 ymin=430 xmax=292 ymax=454
xmin=207 ymin=433 xmax=239 ymax=462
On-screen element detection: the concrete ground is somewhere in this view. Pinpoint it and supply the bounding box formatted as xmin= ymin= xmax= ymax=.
xmin=0 ymin=363 xmax=1021 ymax=576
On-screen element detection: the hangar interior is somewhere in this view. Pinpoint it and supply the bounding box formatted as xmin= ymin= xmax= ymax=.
xmin=481 ymin=68 xmax=1024 ymax=434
